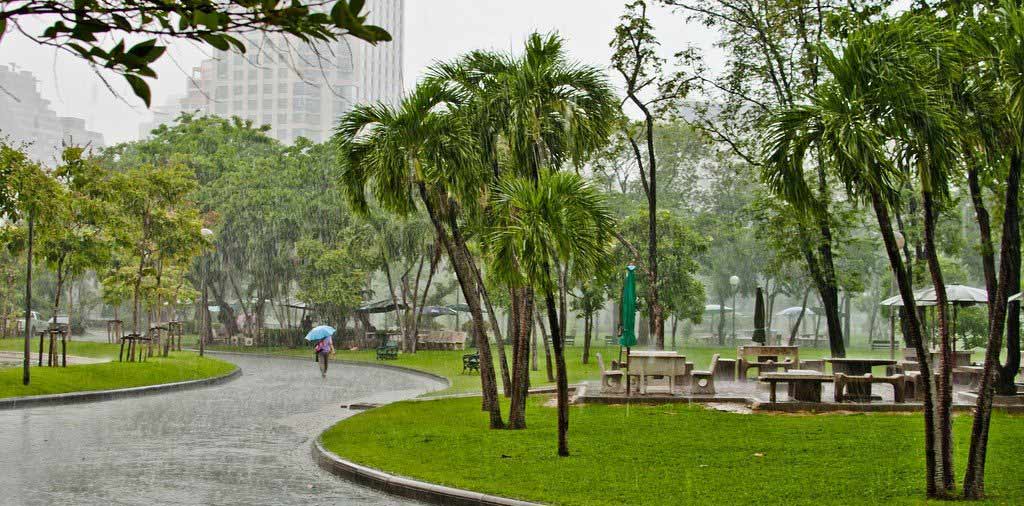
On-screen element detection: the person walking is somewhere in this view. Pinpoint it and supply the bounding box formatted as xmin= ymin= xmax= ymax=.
xmin=304 ymin=325 xmax=336 ymax=378
xmin=314 ymin=335 xmax=334 ymax=378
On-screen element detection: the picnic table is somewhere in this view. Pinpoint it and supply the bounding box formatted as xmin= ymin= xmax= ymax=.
xmin=825 ymin=358 xmax=897 ymax=400
xmin=628 ymin=350 xmax=687 ymax=395
xmin=760 ymin=370 xmax=833 ymax=403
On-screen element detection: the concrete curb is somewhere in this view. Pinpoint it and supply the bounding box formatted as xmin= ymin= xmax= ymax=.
xmin=313 ymin=439 xmax=541 ymax=506
xmin=0 ymin=366 xmax=241 ymax=410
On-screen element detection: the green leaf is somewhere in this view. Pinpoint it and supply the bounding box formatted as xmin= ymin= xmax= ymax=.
xmin=355 ymin=25 xmax=391 ymax=43
xmin=199 ymin=33 xmax=230 ymax=51
xmin=223 ymin=34 xmax=246 ymax=53
xmin=194 ymin=11 xmax=220 ymax=30
xmin=0 ymin=19 xmax=6 ymax=43
xmin=350 ymin=0 xmax=366 ymax=14
xmin=127 ymin=39 xmax=156 ymax=58
xmin=125 ymin=74 xmax=151 ymax=107
xmin=112 ymin=14 xmax=132 ymax=31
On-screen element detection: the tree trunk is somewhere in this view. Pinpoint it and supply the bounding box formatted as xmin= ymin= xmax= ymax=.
xmin=414 ymin=245 xmax=440 ymax=354
xmin=922 ymin=189 xmax=954 ymax=495
xmin=871 ymin=189 xmax=940 ymax=498
xmin=418 ymin=183 xmax=503 ymax=428
xmin=381 ymin=252 xmax=404 ymax=347
xmin=542 ymin=277 xmax=570 ymax=457
xmin=717 ymin=295 xmax=727 ymax=345
xmin=582 ymin=310 xmax=593 ymax=364
xmin=474 ymin=262 xmax=511 ymax=397
xmin=964 ymin=151 xmax=1021 ymax=498
xmin=536 ymin=307 xmax=555 ymax=382
xmin=788 ymin=287 xmax=811 ymax=346
xmin=508 ymin=286 xmax=533 ymax=429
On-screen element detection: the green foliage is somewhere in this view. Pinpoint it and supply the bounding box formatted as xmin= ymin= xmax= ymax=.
xmin=486 ymin=172 xmax=615 ymax=292
xmin=294 ymin=238 xmax=370 ymax=325
xmin=613 ymin=210 xmax=707 ymax=322
xmin=0 ymin=1 xmax=391 ymax=106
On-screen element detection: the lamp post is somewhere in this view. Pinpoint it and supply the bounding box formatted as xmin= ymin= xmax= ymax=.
xmin=729 ymin=275 xmax=740 ymax=341
xmin=199 ymin=228 xmax=214 ymax=357
xmin=23 ymin=212 xmax=33 ymax=385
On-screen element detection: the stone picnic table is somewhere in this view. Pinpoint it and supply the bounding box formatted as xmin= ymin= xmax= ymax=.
xmin=825 ymin=358 xmax=897 ymax=400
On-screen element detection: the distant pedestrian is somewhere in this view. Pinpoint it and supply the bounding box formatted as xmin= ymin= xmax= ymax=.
xmin=304 ymin=325 xmax=337 ymax=378
xmin=314 ymin=336 xmax=334 ymax=378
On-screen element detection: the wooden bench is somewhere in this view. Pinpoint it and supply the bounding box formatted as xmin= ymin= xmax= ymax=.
xmin=737 ymin=345 xmax=799 ymax=381
xmin=597 ymin=352 xmax=624 ymax=393
xmin=690 ymin=354 xmax=719 ymax=395
xmin=462 ymin=353 xmax=480 ymax=374
xmin=760 ymin=371 xmax=833 ymax=403
xmin=834 ymin=373 xmax=906 ymax=403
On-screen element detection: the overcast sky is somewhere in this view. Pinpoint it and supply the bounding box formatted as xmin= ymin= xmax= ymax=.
xmin=1 ymin=1 xmax=720 ymax=144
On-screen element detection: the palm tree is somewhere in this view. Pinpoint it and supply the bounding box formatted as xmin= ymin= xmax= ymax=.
xmin=487 ymin=171 xmax=614 ymax=456
xmin=335 ymin=82 xmax=506 ymax=429
xmin=429 ymin=33 xmax=619 ymax=426
xmin=963 ymin=1 xmax=1024 ymax=497
xmin=761 ymin=16 xmax=962 ymax=497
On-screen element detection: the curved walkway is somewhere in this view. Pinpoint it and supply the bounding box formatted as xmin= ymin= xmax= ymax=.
xmin=0 ymin=353 xmax=444 ymax=505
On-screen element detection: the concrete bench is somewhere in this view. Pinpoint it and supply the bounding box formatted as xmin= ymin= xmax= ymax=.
xmin=759 ymin=370 xmax=832 ymax=403
xmin=738 ymin=345 xmax=799 ymax=381
xmin=834 ymin=373 xmax=906 ymax=403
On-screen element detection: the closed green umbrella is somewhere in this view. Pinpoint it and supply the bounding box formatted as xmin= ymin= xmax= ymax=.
xmin=620 ymin=265 xmax=637 ymax=395
xmin=620 ymin=265 xmax=638 ymax=348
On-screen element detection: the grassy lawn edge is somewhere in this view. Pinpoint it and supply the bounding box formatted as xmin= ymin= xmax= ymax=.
xmin=0 ymin=340 xmax=237 ymax=401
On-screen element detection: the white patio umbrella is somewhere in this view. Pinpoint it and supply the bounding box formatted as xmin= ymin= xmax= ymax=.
xmin=1009 ymin=292 xmax=1021 ymax=302
xmin=704 ymin=304 xmax=732 ymax=312
xmin=881 ymin=285 xmax=989 ymax=351
xmin=775 ymin=306 xmax=814 ymax=317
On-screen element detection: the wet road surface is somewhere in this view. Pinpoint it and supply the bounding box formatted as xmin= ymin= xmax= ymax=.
xmin=0 ymin=354 xmax=444 ymax=505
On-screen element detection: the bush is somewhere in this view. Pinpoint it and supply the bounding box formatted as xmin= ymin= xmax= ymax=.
xmin=957 ymin=306 xmax=988 ymax=350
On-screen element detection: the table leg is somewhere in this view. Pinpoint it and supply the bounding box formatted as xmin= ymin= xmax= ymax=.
xmin=770 ymin=381 xmax=777 ymax=403
xmin=835 ymin=363 xmax=874 ymax=400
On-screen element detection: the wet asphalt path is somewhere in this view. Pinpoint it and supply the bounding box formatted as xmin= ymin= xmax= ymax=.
xmin=0 ymin=354 xmax=444 ymax=505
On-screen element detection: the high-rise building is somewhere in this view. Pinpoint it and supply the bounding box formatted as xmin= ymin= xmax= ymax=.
xmin=172 ymin=0 xmax=403 ymax=144
xmin=0 ymin=64 xmax=104 ymax=165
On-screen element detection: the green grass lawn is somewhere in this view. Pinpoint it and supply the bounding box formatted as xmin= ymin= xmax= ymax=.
xmin=206 ymin=341 xmax=906 ymax=396
xmin=0 ymin=339 xmax=236 ymax=399
xmin=322 ymin=396 xmax=1024 ymax=505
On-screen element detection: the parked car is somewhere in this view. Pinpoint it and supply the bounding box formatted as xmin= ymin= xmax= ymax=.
xmin=16 ymin=312 xmax=69 ymax=334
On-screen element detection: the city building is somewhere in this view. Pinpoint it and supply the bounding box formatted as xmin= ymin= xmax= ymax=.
xmin=172 ymin=0 xmax=403 ymax=144
xmin=0 ymin=64 xmax=105 ymax=165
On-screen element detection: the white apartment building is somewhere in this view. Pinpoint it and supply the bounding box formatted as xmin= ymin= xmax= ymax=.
xmin=0 ymin=64 xmax=104 ymax=165
xmin=173 ymin=0 xmax=403 ymax=144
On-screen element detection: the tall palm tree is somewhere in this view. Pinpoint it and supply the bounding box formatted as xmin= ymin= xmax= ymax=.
xmin=335 ymin=82 xmax=506 ymax=429
xmin=429 ymin=33 xmax=619 ymax=426
xmin=487 ymin=170 xmax=614 ymax=455
xmin=963 ymin=1 xmax=1024 ymax=497
xmin=761 ymin=16 xmax=962 ymax=497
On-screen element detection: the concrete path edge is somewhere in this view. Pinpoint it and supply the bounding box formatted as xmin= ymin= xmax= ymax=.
xmin=0 ymin=366 xmax=241 ymax=410
xmin=313 ymin=438 xmax=541 ymax=506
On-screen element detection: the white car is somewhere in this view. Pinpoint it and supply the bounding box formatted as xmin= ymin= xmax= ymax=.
xmin=16 ymin=312 xmax=68 ymax=334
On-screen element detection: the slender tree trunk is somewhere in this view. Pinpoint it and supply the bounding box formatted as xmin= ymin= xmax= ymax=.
xmin=530 ymin=302 xmax=539 ymax=372
xmin=418 ymin=183 xmax=503 ymax=428
xmin=871 ymin=189 xmax=940 ymax=498
xmin=922 ymin=189 xmax=954 ymax=495
xmin=582 ymin=309 xmax=593 ymax=364
xmin=381 ymin=252 xmax=404 ymax=347
xmin=542 ymin=272 xmax=570 ymax=457
xmin=474 ymin=262 xmax=511 ymax=397
xmin=536 ymin=307 xmax=554 ymax=382
xmin=414 ymin=246 xmax=440 ymax=354
xmin=788 ymin=287 xmax=811 ymax=346
xmin=717 ymin=295 xmax=727 ymax=345
xmin=22 ymin=213 xmax=33 ymax=385
xmin=964 ymin=151 xmax=1022 ymax=498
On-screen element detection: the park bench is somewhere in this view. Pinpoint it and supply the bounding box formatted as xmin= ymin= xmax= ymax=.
xmin=834 ymin=373 xmax=906 ymax=403
xmin=760 ymin=370 xmax=833 ymax=403
xmin=596 ymin=352 xmax=624 ymax=393
xmin=737 ymin=345 xmax=799 ymax=380
xmin=690 ymin=354 xmax=719 ymax=395
xmin=375 ymin=334 xmax=399 ymax=360
xmin=462 ymin=353 xmax=480 ymax=374
xmin=563 ymin=335 xmax=575 ymax=346
xmin=604 ymin=335 xmax=618 ymax=346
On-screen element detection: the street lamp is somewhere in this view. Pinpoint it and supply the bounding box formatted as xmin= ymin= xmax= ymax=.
xmin=199 ymin=228 xmax=214 ymax=357
xmin=729 ymin=275 xmax=740 ymax=341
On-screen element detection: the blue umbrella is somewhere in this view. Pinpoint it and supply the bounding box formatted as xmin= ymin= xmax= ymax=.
xmin=304 ymin=325 xmax=336 ymax=342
